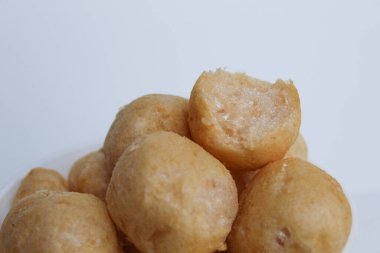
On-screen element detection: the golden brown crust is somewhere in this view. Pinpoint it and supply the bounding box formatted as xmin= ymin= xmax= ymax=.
xmin=68 ymin=151 xmax=111 ymax=200
xmin=284 ymin=134 xmax=308 ymax=160
xmin=13 ymin=168 xmax=67 ymax=205
xmin=188 ymin=69 xmax=301 ymax=170
xmin=231 ymin=134 xmax=308 ymax=197
xmin=1 ymin=191 xmax=119 ymax=253
xmin=228 ymin=158 xmax=352 ymax=253
xmin=106 ymin=131 xmax=238 ymax=253
xmin=103 ymin=94 xmax=191 ymax=172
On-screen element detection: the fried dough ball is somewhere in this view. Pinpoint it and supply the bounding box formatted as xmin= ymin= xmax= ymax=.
xmin=13 ymin=168 xmax=67 ymax=204
xmin=103 ymin=94 xmax=190 ymax=171
xmin=0 ymin=191 xmax=119 ymax=253
xmin=228 ymin=158 xmax=352 ymax=253
xmin=284 ymin=134 xmax=308 ymax=160
xmin=231 ymin=134 xmax=308 ymax=197
xmin=188 ymin=69 xmax=301 ymax=170
xmin=106 ymin=131 xmax=238 ymax=253
xmin=69 ymin=151 xmax=111 ymax=200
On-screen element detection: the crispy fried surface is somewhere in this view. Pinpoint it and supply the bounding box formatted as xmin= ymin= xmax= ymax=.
xmin=107 ymin=131 xmax=238 ymax=253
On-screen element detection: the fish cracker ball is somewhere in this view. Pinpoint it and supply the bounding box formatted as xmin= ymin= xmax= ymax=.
xmin=106 ymin=131 xmax=238 ymax=253
xmin=228 ymin=158 xmax=352 ymax=253
xmin=0 ymin=191 xmax=120 ymax=253
xmin=13 ymin=167 xmax=67 ymax=205
xmin=103 ymin=94 xmax=190 ymax=171
xmin=188 ymin=69 xmax=301 ymax=170
xmin=284 ymin=134 xmax=308 ymax=160
xmin=69 ymin=151 xmax=111 ymax=200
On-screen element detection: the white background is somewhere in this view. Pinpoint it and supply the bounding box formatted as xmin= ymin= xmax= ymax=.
xmin=0 ymin=0 xmax=379 ymax=194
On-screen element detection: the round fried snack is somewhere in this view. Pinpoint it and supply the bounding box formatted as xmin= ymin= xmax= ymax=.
xmin=1 ymin=191 xmax=119 ymax=253
xmin=69 ymin=151 xmax=111 ymax=200
xmin=106 ymin=131 xmax=238 ymax=253
xmin=13 ymin=168 xmax=67 ymax=204
xmin=103 ymin=94 xmax=190 ymax=171
xmin=231 ymin=134 xmax=308 ymax=197
xmin=228 ymin=158 xmax=352 ymax=253
xmin=188 ymin=69 xmax=301 ymax=170
xmin=284 ymin=134 xmax=308 ymax=160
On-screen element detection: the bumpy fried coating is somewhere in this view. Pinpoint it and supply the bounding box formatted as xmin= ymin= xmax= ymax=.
xmin=1 ymin=191 xmax=119 ymax=253
xmin=228 ymin=158 xmax=352 ymax=253
xmin=107 ymin=131 xmax=238 ymax=253
xmin=13 ymin=168 xmax=67 ymax=205
xmin=103 ymin=94 xmax=190 ymax=171
xmin=231 ymin=134 xmax=308 ymax=197
xmin=69 ymin=151 xmax=110 ymax=200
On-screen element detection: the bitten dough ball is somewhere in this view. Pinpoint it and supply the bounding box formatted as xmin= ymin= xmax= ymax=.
xmin=188 ymin=69 xmax=301 ymax=170
xmin=69 ymin=151 xmax=111 ymax=200
xmin=106 ymin=131 xmax=238 ymax=253
xmin=232 ymin=134 xmax=308 ymax=197
xmin=103 ymin=94 xmax=190 ymax=171
xmin=1 ymin=191 xmax=120 ymax=253
xmin=13 ymin=168 xmax=67 ymax=204
xmin=228 ymin=158 xmax=352 ymax=253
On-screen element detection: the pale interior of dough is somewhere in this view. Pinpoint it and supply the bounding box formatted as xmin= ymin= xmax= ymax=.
xmin=202 ymin=70 xmax=294 ymax=148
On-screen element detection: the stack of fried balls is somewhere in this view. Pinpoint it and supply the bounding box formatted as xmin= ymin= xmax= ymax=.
xmin=0 ymin=69 xmax=352 ymax=253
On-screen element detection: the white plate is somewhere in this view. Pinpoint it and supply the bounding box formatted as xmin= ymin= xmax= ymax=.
xmin=0 ymin=146 xmax=378 ymax=252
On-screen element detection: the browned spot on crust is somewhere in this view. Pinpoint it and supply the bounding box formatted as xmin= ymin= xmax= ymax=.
xmin=276 ymin=227 xmax=291 ymax=246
